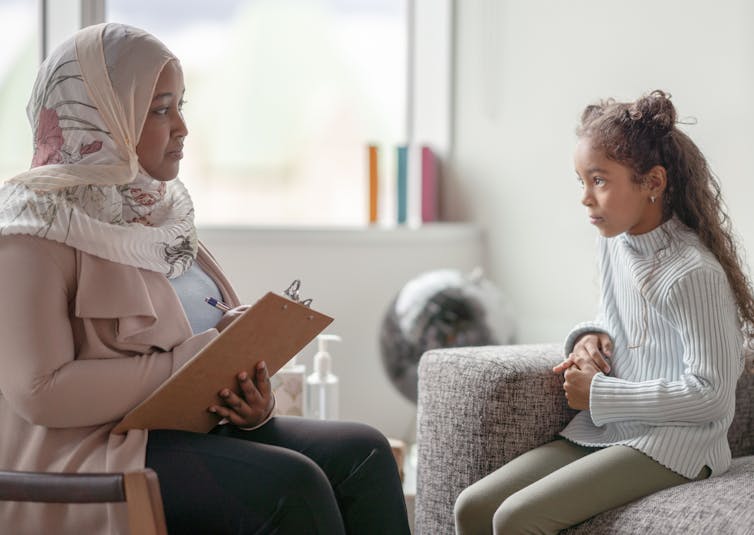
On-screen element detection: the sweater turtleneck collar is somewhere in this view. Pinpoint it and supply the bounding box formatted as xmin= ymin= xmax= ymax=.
xmin=619 ymin=217 xmax=686 ymax=257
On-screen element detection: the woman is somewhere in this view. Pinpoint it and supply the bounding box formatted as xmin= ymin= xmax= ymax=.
xmin=0 ymin=23 xmax=409 ymax=534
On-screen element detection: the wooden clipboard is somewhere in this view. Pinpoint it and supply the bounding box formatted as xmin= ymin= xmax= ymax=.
xmin=113 ymin=292 xmax=333 ymax=434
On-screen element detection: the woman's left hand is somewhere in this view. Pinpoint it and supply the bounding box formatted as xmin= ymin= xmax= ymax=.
xmin=208 ymin=361 xmax=275 ymax=428
xmin=563 ymin=361 xmax=600 ymax=410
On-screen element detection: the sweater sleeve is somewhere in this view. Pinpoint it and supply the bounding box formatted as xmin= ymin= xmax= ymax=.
xmin=564 ymin=320 xmax=612 ymax=355
xmin=589 ymin=267 xmax=743 ymax=427
xmin=0 ymin=238 xmax=218 ymax=429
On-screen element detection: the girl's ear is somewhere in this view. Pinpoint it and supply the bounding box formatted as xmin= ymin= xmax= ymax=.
xmin=645 ymin=165 xmax=667 ymax=197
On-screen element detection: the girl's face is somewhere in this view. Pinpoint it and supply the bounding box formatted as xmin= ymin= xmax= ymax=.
xmin=574 ymin=137 xmax=661 ymax=237
xmin=136 ymin=60 xmax=187 ymax=181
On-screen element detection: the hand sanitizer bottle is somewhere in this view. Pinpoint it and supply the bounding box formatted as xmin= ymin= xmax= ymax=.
xmin=306 ymin=334 xmax=341 ymax=420
xmin=271 ymin=354 xmax=306 ymax=416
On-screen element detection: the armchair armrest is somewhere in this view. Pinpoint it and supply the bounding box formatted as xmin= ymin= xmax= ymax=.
xmin=416 ymin=343 xmax=576 ymax=535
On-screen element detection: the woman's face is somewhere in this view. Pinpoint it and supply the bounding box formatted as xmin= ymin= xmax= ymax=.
xmin=136 ymin=60 xmax=187 ymax=181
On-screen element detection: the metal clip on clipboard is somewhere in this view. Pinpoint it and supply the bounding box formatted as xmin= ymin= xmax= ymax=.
xmin=284 ymin=279 xmax=313 ymax=307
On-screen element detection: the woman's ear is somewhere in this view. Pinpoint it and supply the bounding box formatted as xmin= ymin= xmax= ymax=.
xmin=645 ymin=165 xmax=667 ymax=197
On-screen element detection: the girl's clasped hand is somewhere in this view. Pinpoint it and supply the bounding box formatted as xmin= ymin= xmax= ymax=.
xmin=553 ymin=332 xmax=612 ymax=409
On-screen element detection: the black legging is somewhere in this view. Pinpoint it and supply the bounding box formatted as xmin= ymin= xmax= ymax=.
xmin=145 ymin=417 xmax=411 ymax=534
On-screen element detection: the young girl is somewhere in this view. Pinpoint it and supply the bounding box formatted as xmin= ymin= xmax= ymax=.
xmin=0 ymin=23 xmax=410 ymax=534
xmin=454 ymin=90 xmax=754 ymax=534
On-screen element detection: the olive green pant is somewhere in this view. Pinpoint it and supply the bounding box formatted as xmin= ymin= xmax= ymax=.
xmin=454 ymin=438 xmax=710 ymax=535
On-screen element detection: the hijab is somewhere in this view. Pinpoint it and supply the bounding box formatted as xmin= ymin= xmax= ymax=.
xmin=0 ymin=23 xmax=197 ymax=278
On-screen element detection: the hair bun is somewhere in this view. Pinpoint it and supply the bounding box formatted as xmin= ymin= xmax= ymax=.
xmin=627 ymin=90 xmax=676 ymax=137
xmin=580 ymin=103 xmax=606 ymax=125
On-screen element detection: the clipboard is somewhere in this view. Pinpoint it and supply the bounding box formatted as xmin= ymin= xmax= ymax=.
xmin=113 ymin=284 xmax=333 ymax=434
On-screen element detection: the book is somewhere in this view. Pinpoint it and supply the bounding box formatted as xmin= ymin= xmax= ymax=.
xmin=368 ymin=144 xmax=379 ymax=224
xmin=421 ymin=145 xmax=438 ymax=222
xmin=113 ymin=291 xmax=333 ymax=434
xmin=396 ymin=145 xmax=408 ymax=224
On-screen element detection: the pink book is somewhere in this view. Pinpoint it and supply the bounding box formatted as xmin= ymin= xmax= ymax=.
xmin=421 ymin=146 xmax=438 ymax=222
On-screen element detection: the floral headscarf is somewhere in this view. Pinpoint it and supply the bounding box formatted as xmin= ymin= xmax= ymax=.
xmin=0 ymin=23 xmax=197 ymax=278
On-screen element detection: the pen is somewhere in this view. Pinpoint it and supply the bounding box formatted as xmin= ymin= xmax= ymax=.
xmin=205 ymin=296 xmax=231 ymax=312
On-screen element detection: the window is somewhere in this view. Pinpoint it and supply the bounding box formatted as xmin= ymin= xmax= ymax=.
xmin=0 ymin=0 xmax=39 ymax=179
xmin=108 ymin=0 xmax=408 ymax=226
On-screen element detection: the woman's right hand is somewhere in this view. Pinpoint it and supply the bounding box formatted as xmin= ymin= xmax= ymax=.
xmin=553 ymin=332 xmax=612 ymax=374
xmin=208 ymin=362 xmax=275 ymax=429
xmin=214 ymin=305 xmax=250 ymax=333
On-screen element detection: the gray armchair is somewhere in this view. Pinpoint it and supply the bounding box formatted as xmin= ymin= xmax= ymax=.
xmin=416 ymin=344 xmax=754 ymax=534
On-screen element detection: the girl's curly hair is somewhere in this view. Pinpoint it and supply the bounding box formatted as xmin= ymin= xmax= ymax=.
xmin=577 ymin=90 xmax=754 ymax=339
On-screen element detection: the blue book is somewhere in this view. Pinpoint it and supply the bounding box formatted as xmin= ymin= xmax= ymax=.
xmin=396 ymin=145 xmax=408 ymax=224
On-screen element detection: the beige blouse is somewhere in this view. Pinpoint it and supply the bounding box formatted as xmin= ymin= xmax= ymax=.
xmin=0 ymin=234 xmax=240 ymax=534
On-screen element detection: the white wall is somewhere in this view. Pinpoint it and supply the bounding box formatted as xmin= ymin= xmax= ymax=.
xmin=449 ymin=0 xmax=754 ymax=343
xmin=199 ymin=224 xmax=484 ymax=442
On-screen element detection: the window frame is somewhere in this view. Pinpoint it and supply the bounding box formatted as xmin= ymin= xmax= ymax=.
xmin=43 ymin=0 xmax=452 ymax=155
xmin=40 ymin=0 xmax=103 ymax=62
xmin=40 ymin=0 xmax=454 ymax=226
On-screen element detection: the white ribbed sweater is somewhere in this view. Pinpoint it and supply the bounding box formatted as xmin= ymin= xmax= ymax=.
xmin=560 ymin=218 xmax=744 ymax=478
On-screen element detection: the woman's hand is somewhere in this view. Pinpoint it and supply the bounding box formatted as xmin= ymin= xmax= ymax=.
xmin=208 ymin=361 xmax=275 ymax=428
xmin=563 ymin=360 xmax=599 ymax=410
xmin=553 ymin=332 xmax=612 ymax=374
xmin=214 ymin=305 xmax=250 ymax=333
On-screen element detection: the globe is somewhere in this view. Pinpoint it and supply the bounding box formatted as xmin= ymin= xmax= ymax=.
xmin=380 ymin=268 xmax=515 ymax=403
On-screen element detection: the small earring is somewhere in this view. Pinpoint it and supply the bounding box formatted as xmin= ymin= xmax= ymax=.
xmin=650 ymin=196 xmax=656 ymax=204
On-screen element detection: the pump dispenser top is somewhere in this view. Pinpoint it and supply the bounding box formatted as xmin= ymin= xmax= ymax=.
xmin=313 ymin=334 xmax=341 ymax=377
xmin=307 ymin=334 xmax=341 ymax=420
